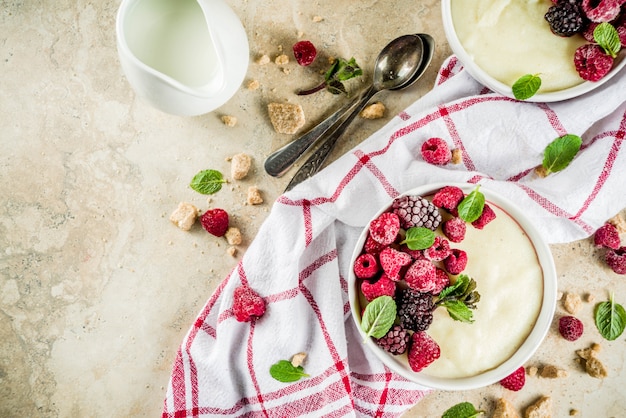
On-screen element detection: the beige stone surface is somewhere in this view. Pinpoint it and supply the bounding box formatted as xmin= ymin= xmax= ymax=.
xmin=1 ymin=0 xmax=625 ymax=417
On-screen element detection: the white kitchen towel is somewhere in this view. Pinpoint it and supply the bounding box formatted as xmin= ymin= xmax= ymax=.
xmin=162 ymin=56 xmax=626 ymax=417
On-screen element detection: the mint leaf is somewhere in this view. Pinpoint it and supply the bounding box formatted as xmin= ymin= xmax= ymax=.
xmin=401 ymin=227 xmax=435 ymax=250
xmin=438 ymin=274 xmax=471 ymax=300
xmin=360 ymin=295 xmax=397 ymax=340
xmin=594 ymin=22 xmax=621 ymax=58
xmin=440 ymin=300 xmax=474 ymax=323
xmin=298 ymin=57 xmax=363 ymax=95
xmin=542 ymin=134 xmax=582 ymax=174
xmin=457 ymin=186 xmax=485 ymax=223
xmin=512 ymin=74 xmax=541 ymax=100
xmin=442 ymin=401 xmax=484 ymax=418
xmin=595 ymin=292 xmax=626 ymax=341
xmin=436 ymin=274 xmax=480 ymax=323
xmin=190 ymin=169 xmax=226 ymax=195
xmin=269 ymin=360 xmax=310 ymax=382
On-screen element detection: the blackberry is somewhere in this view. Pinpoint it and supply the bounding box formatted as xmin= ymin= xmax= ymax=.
xmin=397 ymin=288 xmax=434 ymax=332
xmin=375 ymin=325 xmax=410 ymax=355
xmin=392 ymin=195 xmax=442 ymax=230
xmin=544 ymin=1 xmax=586 ymax=37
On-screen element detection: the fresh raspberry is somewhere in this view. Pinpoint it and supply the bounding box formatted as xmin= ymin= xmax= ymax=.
xmin=500 ymin=366 xmax=526 ymax=391
xmin=581 ymin=0 xmax=623 ymax=22
xmin=404 ymin=259 xmax=438 ymax=292
xmin=471 ymin=203 xmax=496 ymax=229
xmin=432 ymin=268 xmax=451 ymax=295
xmin=424 ymin=236 xmax=452 ymax=261
xmin=354 ymin=253 xmax=379 ymax=279
xmin=574 ymin=44 xmax=614 ymax=81
xmin=375 ymin=325 xmax=410 ymax=355
xmin=200 ymin=208 xmax=229 ymax=237
xmin=421 ymin=137 xmax=451 ymax=165
xmin=432 ymin=186 xmax=465 ymax=212
xmin=361 ymin=274 xmax=397 ymax=302
xmin=369 ymin=212 xmax=400 ymax=245
xmin=379 ymin=247 xmax=412 ymax=281
xmin=364 ymin=234 xmax=386 ymax=254
xmin=232 ymin=285 xmax=266 ymax=322
xmin=442 ymin=217 xmax=466 ymax=243
xmin=606 ymin=246 xmax=626 ymax=274
xmin=559 ymin=316 xmax=584 ymax=341
xmin=443 ymin=249 xmax=468 ymax=275
xmin=594 ymin=223 xmax=621 ymax=249
xmin=407 ymin=331 xmax=441 ymax=372
xmin=292 ymin=40 xmax=317 ymax=66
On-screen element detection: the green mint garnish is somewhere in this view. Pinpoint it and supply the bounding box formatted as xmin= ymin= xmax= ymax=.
xmin=594 ymin=292 xmax=626 ymax=341
xmin=401 ymin=227 xmax=435 ymax=250
xmin=512 ymin=74 xmax=542 ymax=100
xmin=594 ymin=22 xmax=621 ymax=58
xmin=442 ymin=401 xmax=485 ymax=418
xmin=457 ymin=186 xmax=485 ymax=223
xmin=360 ymin=295 xmax=397 ymax=340
xmin=189 ymin=169 xmax=227 ymax=195
xmin=436 ymin=274 xmax=481 ymax=324
xmin=298 ymin=57 xmax=363 ymax=95
xmin=542 ymin=134 xmax=582 ymax=175
xmin=269 ymin=360 xmax=310 ymax=382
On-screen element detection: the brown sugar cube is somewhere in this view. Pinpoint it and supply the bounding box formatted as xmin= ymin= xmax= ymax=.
xmin=290 ymin=352 xmax=307 ymax=368
xmin=608 ymin=213 xmax=626 ymax=234
xmin=534 ymin=165 xmax=549 ymax=178
xmin=493 ymin=398 xmax=520 ymax=418
xmin=524 ymin=396 xmax=552 ymax=418
xmin=360 ymin=102 xmax=385 ymax=119
xmin=540 ymin=365 xmax=568 ymax=378
xmin=527 ymin=366 xmax=538 ymax=377
xmin=247 ymin=79 xmax=260 ymax=90
xmin=267 ymin=103 xmax=306 ymax=134
xmin=247 ymin=186 xmax=264 ymax=205
xmin=563 ymin=292 xmax=582 ymax=314
xmin=169 ymin=202 xmax=198 ymax=231
xmin=221 ymin=115 xmax=237 ymax=127
xmin=227 ymin=246 xmax=237 ymax=257
xmin=225 ymin=227 xmax=242 ymax=246
xmin=231 ymin=153 xmax=252 ymax=180
xmin=451 ymin=148 xmax=463 ymax=164
xmin=274 ymin=54 xmax=289 ymax=65
xmin=584 ymin=356 xmax=608 ymax=379
xmin=256 ymin=54 xmax=270 ymax=65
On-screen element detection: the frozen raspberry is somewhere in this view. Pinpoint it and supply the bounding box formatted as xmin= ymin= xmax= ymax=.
xmin=397 ymin=288 xmax=435 ymax=332
xmin=581 ymin=0 xmax=623 ymax=22
xmin=379 ymin=247 xmax=412 ymax=281
xmin=200 ymin=208 xmax=229 ymax=237
xmin=545 ymin=1 xmax=587 ymax=36
xmin=400 ymin=244 xmax=425 ymax=260
xmin=606 ymin=246 xmax=626 ymax=274
xmin=594 ymin=223 xmax=621 ymax=249
xmin=392 ymin=195 xmax=442 ymax=230
xmin=559 ymin=316 xmax=584 ymax=341
xmin=292 ymin=40 xmax=317 ymax=66
xmin=407 ymin=332 xmax=441 ymax=372
xmin=432 ymin=268 xmax=451 ymax=295
xmin=361 ymin=274 xmax=397 ymax=301
xmin=471 ymin=203 xmax=496 ymax=229
xmin=375 ymin=325 xmax=410 ymax=355
xmin=432 ymin=186 xmax=465 ymax=212
xmin=444 ymin=249 xmax=468 ymax=275
xmin=232 ymin=285 xmax=266 ymax=322
xmin=618 ymin=24 xmax=626 ymax=47
xmin=582 ymin=21 xmax=600 ymax=41
xmin=404 ymin=259 xmax=438 ymax=292
xmin=421 ymin=137 xmax=451 ymax=165
xmin=500 ymin=366 xmax=526 ymax=391
xmin=442 ymin=217 xmax=466 ymax=243
xmin=364 ymin=234 xmax=386 ymax=254
xmin=354 ymin=253 xmax=379 ymax=279
xmin=424 ymin=236 xmax=452 ymax=261
xmin=574 ymin=44 xmax=614 ymax=81
xmin=369 ymin=212 xmax=400 ymax=245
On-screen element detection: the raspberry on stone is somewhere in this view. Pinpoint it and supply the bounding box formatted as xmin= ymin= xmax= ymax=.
xmin=379 ymin=247 xmax=412 ymax=281
xmin=594 ymin=223 xmax=621 ymax=249
xmin=361 ymin=274 xmax=397 ymax=301
xmin=424 ymin=236 xmax=452 ymax=261
xmin=369 ymin=212 xmax=401 ymax=245
xmin=606 ymin=246 xmax=626 ymax=274
xmin=407 ymin=331 xmax=441 ymax=372
xmin=232 ymin=285 xmax=266 ymax=322
xmin=500 ymin=366 xmax=526 ymax=391
xmin=544 ymin=1 xmax=587 ymax=36
xmin=574 ymin=44 xmax=614 ymax=82
xmin=292 ymin=40 xmax=317 ymax=66
xmin=443 ymin=217 xmax=466 ymax=243
xmin=375 ymin=325 xmax=410 ymax=355
xmin=444 ymin=249 xmax=468 ymax=275
xmin=354 ymin=253 xmax=379 ymax=279
xmin=404 ymin=259 xmax=438 ymax=292
xmin=432 ymin=186 xmax=465 ymax=212
xmin=421 ymin=137 xmax=451 ymax=165
xmin=200 ymin=208 xmax=229 ymax=237
xmin=559 ymin=316 xmax=584 ymax=341
xmin=397 ymin=288 xmax=435 ymax=332
xmin=472 ymin=203 xmax=496 ymax=229
xmin=392 ymin=195 xmax=442 ymax=230
xmin=581 ymin=0 xmax=623 ymax=23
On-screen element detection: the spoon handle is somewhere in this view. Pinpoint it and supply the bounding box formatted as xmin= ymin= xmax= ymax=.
xmin=264 ymin=95 xmax=365 ymax=178
xmin=285 ymin=85 xmax=377 ymax=192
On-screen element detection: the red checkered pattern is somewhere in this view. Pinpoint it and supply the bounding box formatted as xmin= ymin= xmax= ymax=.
xmin=163 ymin=57 xmax=626 ymax=417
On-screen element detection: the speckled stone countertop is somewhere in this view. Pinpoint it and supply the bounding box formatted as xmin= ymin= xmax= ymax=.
xmin=1 ymin=0 xmax=625 ymax=416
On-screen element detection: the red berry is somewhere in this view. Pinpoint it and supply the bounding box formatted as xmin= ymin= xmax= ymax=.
xmin=594 ymin=223 xmax=620 ymax=249
xmin=354 ymin=253 xmax=379 ymax=279
xmin=364 ymin=233 xmax=386 ymax=254
xmin=424 ymin=236 xmax=452 ymax=262
xmin=292 ymin=40 xmax=317 ymax=66
xmin=361 ymin=274 xmax=396 ymax=302
xmin=432 ymin=268 xmax=450 ymax=295
xmin=442 ymin=217 xmax=466 ymax=243
xmin=407 ymin=331 xmax=440 ymax=372
xmin=443 ymin=249 xmax=468 ymax=275
xmin=379 ymin=247 xmax=412 ymax=281
xmin=574 ymin=44 xmax=614 ymax=82
xmin=399 ymin=243 xmax=425 ymax=260
xmin=500 ymin=366 xmax=526 ymax=391
xmin=404 ymin=259 xmax=437 ymax=292
xmin=200 ymin=208 xmax=229 ymax=237
xmin=472 ymin=203 xmax=496 ymax=229
xmin=232 ymin=285 xmax=266 ymax=322
xmin=421 ymin=137 xmax=451 ymax=165
xmin=559 ymin=316 xmax=584 ymax=341
xmin=432 ymin=186 xmax=465 ymax=212
xmin=581 ymin=0 xmax=623 ymax=23
xmin=369 ymin=212 xmax=400 ymax=245
xmin=606 ymin=246 xmax=626 ymax=274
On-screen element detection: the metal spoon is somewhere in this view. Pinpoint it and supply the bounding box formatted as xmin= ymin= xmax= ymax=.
xmin=284 ymin=33 xmax=435 ymax=191
xmin=264 ymin=34 xmax=426 ymax=178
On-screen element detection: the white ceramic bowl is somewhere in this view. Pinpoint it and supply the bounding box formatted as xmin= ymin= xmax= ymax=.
xmin=348 ymin=183 xmax=557 ymax=390
xmin=441 ymin=0 xmax=626 ymax=102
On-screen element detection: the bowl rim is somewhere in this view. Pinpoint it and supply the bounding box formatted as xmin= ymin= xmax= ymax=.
xmin=440 ymin=0 xmax=626 ymax=102
xmin=348 ymin=182 xmax=557 ymax=391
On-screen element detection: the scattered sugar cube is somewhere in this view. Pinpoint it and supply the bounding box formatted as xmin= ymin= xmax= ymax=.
xmin=225 ymin=227 xmax=242 ymax=246
xmin=169 ymin=202 xmax=198 ymax=231
xmin=360 ymin=102 xmax=385 ymax=119
xmin=247 ymin=186 xmax=264 ymax=205
xmin=231 ymin=153 xmax=252 ymax=180
xmin=221 ymin=115 xmax=237 ymax=127
xmin=267 ymin=103 xmax=306 ymax=134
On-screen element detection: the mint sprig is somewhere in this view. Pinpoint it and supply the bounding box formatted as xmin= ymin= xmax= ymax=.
xmin=595 ymin=292 xmax=626 ymax=341
xmin=436 ymin=274 xmax=481 ymax=324
xmin=594 ymin=22 xmax=621 ymax=58
xmin=442 ymin=401 xmax=485 ymax=418
xmin=298 ymin=57 xmax=363 ymax=95
xmin=400 ymin=227 xmax=435 ymax=250
xmin=269 ymin=360 xmax=310 ymax=382
xmin=542 ymin=134 xmax=582 ymax=175
xmin=457 ymin=186 xmax=485 ymax=223
xmin=360 ymin=295 xmax=397 ymax=340
xmin=190 ymin=169 xmax=227 ymax=195
xmin=512 ymin=74 xmax=542 ymax=100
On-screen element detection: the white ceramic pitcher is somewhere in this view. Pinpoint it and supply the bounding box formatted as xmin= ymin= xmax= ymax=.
xmin=116 ymin=0 xmax=249 ymax=116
